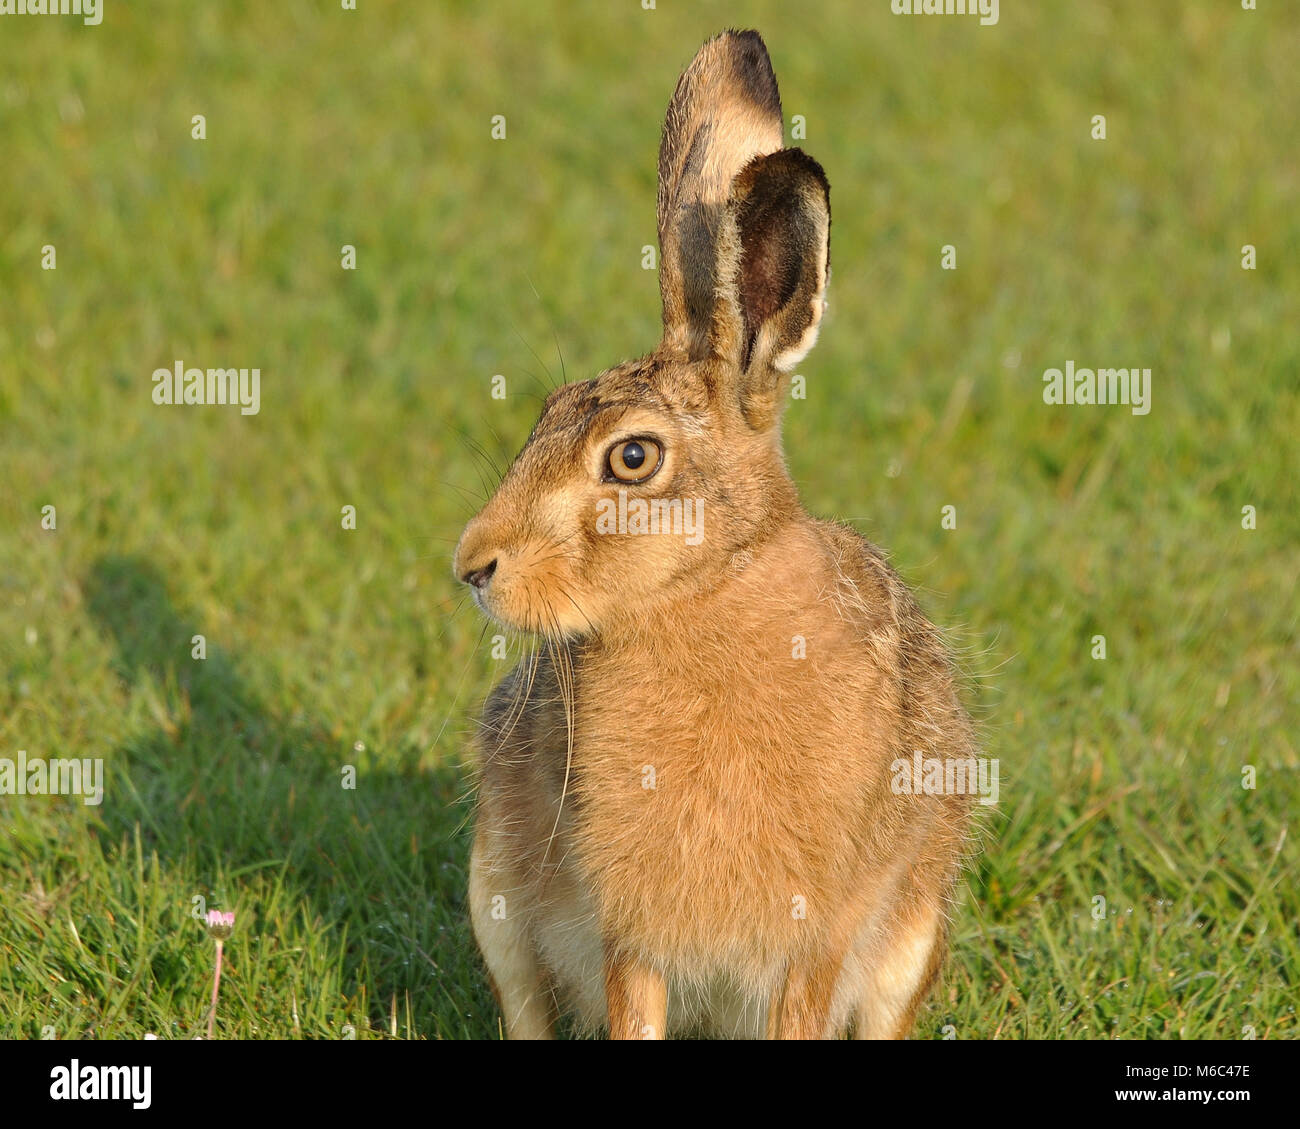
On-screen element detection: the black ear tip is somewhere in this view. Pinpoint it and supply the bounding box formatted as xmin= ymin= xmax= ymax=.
xmin=710 ymin=28 xmax=781 ymax=115
xmin=703 ymin=27 xmax=770 ymax=64
xmin=782 ymin=148 xmax=831 ymax=195
xmin=734 ymin=148 xmax=831 ymax=204
xmin=727 ymin=28 xmax=768 ymax=51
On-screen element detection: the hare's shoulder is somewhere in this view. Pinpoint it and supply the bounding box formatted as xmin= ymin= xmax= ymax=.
xmin=808 ymin=518 xmax=961 ymax=683
xmin=808 ymin=518 xmax=923 ymax=632
xmin=811 ymin=518 xmax=974 ymax=746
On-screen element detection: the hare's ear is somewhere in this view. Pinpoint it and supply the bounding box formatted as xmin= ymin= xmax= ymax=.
xmin=657 ymin=30 xmax=784 ymax=359
xmin=713 ymin=148 xmax=830 ymax=430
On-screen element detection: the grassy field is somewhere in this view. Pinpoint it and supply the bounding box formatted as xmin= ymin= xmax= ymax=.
xmin=0 ymin=0 xmax=1296 ymax=1040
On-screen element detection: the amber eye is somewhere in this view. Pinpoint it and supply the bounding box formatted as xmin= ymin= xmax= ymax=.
xmin=605 ymin=438 xmax=663 ymax=483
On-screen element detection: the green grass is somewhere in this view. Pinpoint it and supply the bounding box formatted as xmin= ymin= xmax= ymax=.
xmin=1 ymin=0 xmax=1296 ymax=1039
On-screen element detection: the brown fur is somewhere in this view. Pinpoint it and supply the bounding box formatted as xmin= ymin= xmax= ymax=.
xmin=455 ymin=30 xmax=977 ymax=1040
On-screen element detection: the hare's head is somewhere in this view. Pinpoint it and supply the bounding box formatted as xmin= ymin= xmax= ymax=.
xmin=455 ymin=30 xmax=830 ymax=637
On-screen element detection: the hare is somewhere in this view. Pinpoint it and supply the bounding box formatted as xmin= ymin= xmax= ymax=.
xmin=454 ymin=29 xmax=977 ymax=1039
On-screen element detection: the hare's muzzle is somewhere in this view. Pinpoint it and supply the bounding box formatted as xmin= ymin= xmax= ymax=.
xmin=454 ymin=510 xmax=509 ymax=615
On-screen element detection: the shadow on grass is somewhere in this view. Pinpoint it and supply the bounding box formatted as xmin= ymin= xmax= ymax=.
xmin=83 ymin=554 xmax=492 ymax=1038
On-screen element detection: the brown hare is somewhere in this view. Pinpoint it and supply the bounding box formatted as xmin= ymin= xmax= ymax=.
xmin=454 ymin=29 xmax=977 ymax=1039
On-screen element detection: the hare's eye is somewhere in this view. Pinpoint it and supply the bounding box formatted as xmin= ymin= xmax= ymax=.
xmin=605 ymin=438 xmax=663 ymax=484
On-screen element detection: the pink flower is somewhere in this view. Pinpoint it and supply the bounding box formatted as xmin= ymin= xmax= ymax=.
xmin=203 ymin=909 xmax=236 ymax=1039
xmin=204 ymin=910 xmax=235 ymax=941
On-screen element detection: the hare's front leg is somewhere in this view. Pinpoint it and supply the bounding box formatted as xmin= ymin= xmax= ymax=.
xmin=605 ymin=951 xmax=667 ymax=1040
xmin=767 ymin=953 xmax=845 ymax=1039
xmin=468 ymin=831 xmax=555 ymax=1039
xmin=855 ymin=904 xmax=947 ymax=1040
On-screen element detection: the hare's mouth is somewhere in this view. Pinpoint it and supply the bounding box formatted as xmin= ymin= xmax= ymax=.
xmin=462 ymin=557 xmax=595 ymax=640
xmin=466 ymin=568 xmax=510 ymax=626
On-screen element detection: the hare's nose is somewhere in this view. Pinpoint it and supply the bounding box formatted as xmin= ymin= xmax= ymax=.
xmin=461 ymin=559 xmax=498 ymax=590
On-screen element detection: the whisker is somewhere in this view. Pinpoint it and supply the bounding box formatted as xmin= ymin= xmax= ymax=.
xmin=509 ymin=315 xmax=557 ymax=394
xmin=428 ymin=614 xmax=493 ymax=754
xmin=539 ymin=600 xmax=576 ymax=880
xmin=557 ymin=583 xmax=598 ymax=637
xmin=439 ymin=478 xmax=486 ymax=516
xmin=525 ymin=270 xmax=568 ymax=386
xmin=509 ymin=341 xmax=555 ymax=397
xmin=460 ymin=429 xmax=507 ymax=483
xmin=456 ymin=431 xmax=504 ymax=497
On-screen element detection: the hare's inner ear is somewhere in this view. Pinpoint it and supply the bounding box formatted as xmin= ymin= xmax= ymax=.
xmin=657 ymin=30 xmax=784 ymax=360
xmin=715 ymin=148 xmax=831 ymax=430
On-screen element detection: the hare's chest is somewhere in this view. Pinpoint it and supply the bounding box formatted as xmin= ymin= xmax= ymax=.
xmin=565 ymin=631 xmax=878 ymax=962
